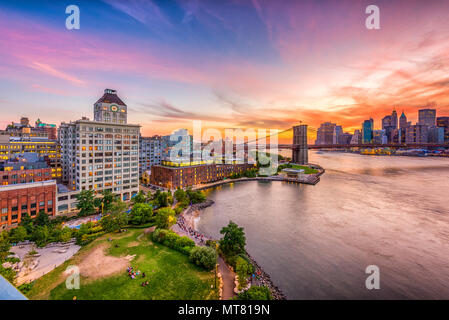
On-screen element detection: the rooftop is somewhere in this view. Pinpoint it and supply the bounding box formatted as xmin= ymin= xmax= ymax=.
xmin=95 ymin=88 xmax=127 ymax=106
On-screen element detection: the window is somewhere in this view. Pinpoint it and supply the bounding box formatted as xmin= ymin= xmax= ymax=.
xmin=1 ymin=208 xmax=7 ymax=214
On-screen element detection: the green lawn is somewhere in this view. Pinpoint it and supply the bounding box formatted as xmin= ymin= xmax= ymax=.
xmin=286 ymin=164 xmax=318 ymax=174
xmin=27 ymin=229 xmax=218 ymax=300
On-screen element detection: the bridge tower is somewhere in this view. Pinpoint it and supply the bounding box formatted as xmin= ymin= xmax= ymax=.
xmin=292 ymin=124 xmax=308 ymax=164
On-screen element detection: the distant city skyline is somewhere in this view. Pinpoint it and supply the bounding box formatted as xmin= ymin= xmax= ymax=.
xmin=1 ymin=0 xmax=449 ymax=141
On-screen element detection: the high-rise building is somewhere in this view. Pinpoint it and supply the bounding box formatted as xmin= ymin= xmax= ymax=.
xmin=350 ymin=130 xmax=362 ymax=144
xmin=382 ymin=115 xmax=392 ymax=130
xmin=315 ymin=122 xmax=336 ymax=145
xmin=436 ymin=116 xmax=449 ymax=142
xmin=58 ymin=89 xmax=140 ymax=201
xmin=391 ymin=109 xmax=398 ymax=129
xmin=333 ymin=125 xmax=343 ymax=144
xmin=373 ymin=130 xmax=387 ymax=144
xmin=399 ymin=111 xmax=408 ymax=129
xmin=139 ymin=135 xmax=162 ymax=175
xmin=406 ymin=124 xmax=429 ymax=143
xmin=362 ymin=118 xmax=374 ymax=143
xmin=418 ymin=108 xmax=436 ymax=126
xmin=338 ymin=132 xmax=353 ymax=145
xmin=428 ymin=126 xmax=444 ymax=143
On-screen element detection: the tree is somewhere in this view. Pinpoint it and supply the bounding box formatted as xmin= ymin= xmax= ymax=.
xmin=11 ymin=226 xmax=27 ymax=243
xmin=174 ymin=188 xmax=187 ymax=203
xmin=235 ymin=256 xmax=252 ymax=290
xmin=35 ymin=211 xmax=50 ymax=227
xmin=153 ymin=191 xmax=173 ymax=208
xmin=128 ymin=203 xmax=153 ymax=225
xmin=219 ymin=221 xmax=246 ymax=257
xmin=237 ymin=286 xmax=272 ymax=300
xmin=59 ymin=227 xmax=73 ymax=243
xmin=19 ymin=213 xmax=34 ymax=234
xmin=189 ymin=246 xmax=217 ymax=270
xmin=132 ymin=191 xmax=146 ymax=205
xmin=154 ymin=207 xmax=176 ymax=229
xmin=100 ymin=190 xmax=116 ymax=213
xmin=76 ymin=190 xmax=96 ymax=217
xmin=186 ymin=189 xmax=206 ymax=204
xmin=32 ymin=225 xmax=50 ymax=247
xmin=109 ymin=199 xmax=128 ymax=215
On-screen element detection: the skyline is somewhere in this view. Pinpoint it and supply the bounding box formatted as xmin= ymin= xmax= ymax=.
xmin=1 ymin=0 xmax=449 ymax=140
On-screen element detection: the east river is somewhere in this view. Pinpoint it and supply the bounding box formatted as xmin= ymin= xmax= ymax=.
xmin=196 ymin=151 xmax=449 ymax=299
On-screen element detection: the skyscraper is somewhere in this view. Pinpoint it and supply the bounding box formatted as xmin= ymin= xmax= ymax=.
xmin=399 ymin=111 xmax=408 ymax=129
xmin=418 ymin=108 xmax=436 ymax=126
xmin=391 ymin=109 xmax=398 ymax=129
xmin=315 ymin=122 xmax=337 ymax=145
xmin=437 ymin=117 xmax=449 ymax=142
xmin=362 ymin=118 xmax=374 ymax=143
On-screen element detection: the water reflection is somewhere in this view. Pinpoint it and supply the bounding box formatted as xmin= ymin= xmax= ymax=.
xmin=197 ymin=152 xmax=449 ymax=299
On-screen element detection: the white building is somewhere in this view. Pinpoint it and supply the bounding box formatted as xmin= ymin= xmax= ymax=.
xmin=58 ymin=89 xmax=140 ymax=205
xmin=139 ymin=135 xmax=162 ymax=175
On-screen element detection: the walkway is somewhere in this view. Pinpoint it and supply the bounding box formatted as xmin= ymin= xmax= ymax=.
xmin=171 ymin=214 xmax=236 ymax=299
xmin=217 ymin=256 xmax=236 ymax=300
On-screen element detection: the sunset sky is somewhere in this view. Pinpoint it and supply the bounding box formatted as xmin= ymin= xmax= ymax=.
xmin=1 ymin=0 xmax=449 ymax=142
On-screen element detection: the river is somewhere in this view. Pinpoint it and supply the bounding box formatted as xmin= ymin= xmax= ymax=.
xmin=196 ymin=151 xmax=449 ymax=299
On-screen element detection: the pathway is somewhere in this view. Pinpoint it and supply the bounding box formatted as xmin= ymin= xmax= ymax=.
xmin=217 ymin=256 xmax=236 ymax=300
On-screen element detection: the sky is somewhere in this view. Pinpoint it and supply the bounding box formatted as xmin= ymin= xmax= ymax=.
xmin=1 ymin=0 xmax=449 ymax=142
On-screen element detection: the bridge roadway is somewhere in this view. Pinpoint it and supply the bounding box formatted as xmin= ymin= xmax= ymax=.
xmin=233 ymin=143 xmax=449 ymax=150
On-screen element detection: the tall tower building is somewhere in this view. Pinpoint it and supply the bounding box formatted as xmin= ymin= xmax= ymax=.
xmin=59 ymin=89 xmax=140 ymax=201
xmin=362 ymin=118 xmax=374 ymax=143
xmin=94 ymin=89 xmax=128 ymax=124
xmin=391 ymin=109 xmax=398 ymax=129
xmin=399 ymin=111 xmax=408 ymax=129
xmin=418 ymin=108 xmax=436 ymax=126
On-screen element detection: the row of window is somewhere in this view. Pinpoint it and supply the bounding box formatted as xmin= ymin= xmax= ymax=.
xmin=1 ymin=201 xmax=53 ymax=213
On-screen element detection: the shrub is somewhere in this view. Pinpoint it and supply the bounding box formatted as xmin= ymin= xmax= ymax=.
xmin=189 ymin=246 xmax=217 ymax=270
xmin=235 ymin=256 xmax=252 ymax=290
xmin=151 ymin=228 xmax=170 ymax=243
xmin=154 ymin=207 xmax=176 ymax=229
xmin=237 ymin=285 xmax=272 ymax=300
xmin=175 ymin=236 xmax=195 ymax=250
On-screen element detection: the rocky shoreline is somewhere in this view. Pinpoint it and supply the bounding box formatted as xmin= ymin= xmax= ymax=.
xmin=183 ymin=197 xmax=287 ymax=300
xmin=244 ymin=250 xmax=287 ymax=300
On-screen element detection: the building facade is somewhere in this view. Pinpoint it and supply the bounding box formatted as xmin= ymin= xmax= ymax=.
xmin=139 ymin=135 xmax=162 ymax=175
xmin=58 ymin=89 xmax=140 ymax=201
xmin=418 ymin=108 xmax=436 ymax=127
xmin=0 ymin=180 xmax=56 ymax=230
xmin=437 ymin=117 xmax=449 ymax=142
xmin=362 ymin=118 xmax=374 ymax=143
xmin=150 ymin=162 xmax=255 ymax=190
xmin=406 ymin=124 xmax=429 ymax=143
xmin=0 ymin=156 xmax=52 ymax=186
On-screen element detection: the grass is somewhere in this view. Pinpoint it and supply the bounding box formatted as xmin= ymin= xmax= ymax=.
xmin=27 ymin=229 xmax=218 ymax=300
xmin=289 ymin=165 xmax=318 ymax=174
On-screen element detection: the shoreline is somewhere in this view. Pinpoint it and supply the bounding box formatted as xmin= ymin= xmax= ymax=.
xmin=176 ymin=197 xmax=287 ymax=300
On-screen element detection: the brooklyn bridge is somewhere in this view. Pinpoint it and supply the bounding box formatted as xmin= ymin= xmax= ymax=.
xmin=238 ymin=124 xmax=449 ymax=165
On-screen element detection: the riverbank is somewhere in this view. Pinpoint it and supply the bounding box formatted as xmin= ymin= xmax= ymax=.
xmin=193 ymin=168 xmax=324 ymax=191
xmin=173 ymin=197 xmax=287 ymax=300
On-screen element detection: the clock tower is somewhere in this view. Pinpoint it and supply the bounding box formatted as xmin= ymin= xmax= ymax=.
xmin=94 ymin=89 xmax=128 ymax=124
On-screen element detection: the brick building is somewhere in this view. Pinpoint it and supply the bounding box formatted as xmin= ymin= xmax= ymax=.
xmin=0 ymin=157 xmax=52 ymax=186
xmin=0 ymin=180 xmax=56 ymax=230
xmin=150 ymin=161 xmax=255 ymax=190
